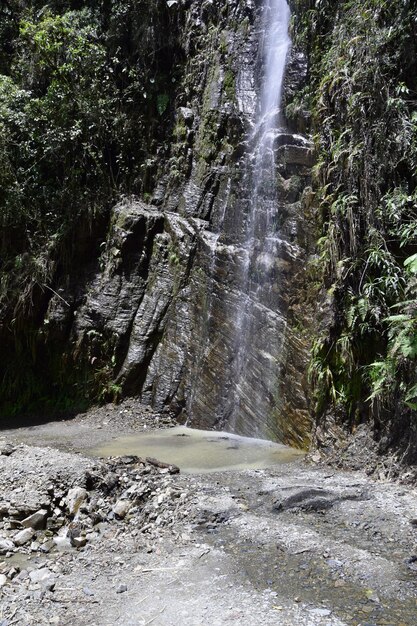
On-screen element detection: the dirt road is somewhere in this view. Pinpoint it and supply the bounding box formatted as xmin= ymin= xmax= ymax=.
xmin=0 ymin=403 xmax=416 ymax=625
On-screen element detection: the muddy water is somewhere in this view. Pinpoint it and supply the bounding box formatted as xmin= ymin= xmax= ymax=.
xmin=89 ymin=426 xmax=303 ymax=473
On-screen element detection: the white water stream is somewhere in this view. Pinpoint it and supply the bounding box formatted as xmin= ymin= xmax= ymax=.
xmin=226 ymin=0 xmax=292 ymax=435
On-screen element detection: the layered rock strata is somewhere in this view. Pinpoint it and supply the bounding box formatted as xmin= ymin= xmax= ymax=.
xmin=2 ymin=0 xmax=315 ymax=447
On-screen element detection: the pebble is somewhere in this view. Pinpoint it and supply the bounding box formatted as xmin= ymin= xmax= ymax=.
xmin=72 ymin=536 xmax=87 ymax=548
xmin=113 ymin=500 xmax=131 ymax=519
xmin=0 ymin=573 xmax=7 ymax=587
xmin=116 ymin=584 xmax=128 ymax=594
xmin=366 ymin=589 xmax=381 ymax=603
xmin=0 ymin=443 xmax=16 ymax=456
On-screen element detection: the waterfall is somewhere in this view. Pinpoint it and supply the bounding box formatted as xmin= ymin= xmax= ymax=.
xmin=186 ymin=0 xmax=293 ymax=440
xmin=226 ymin=0 xmax=292 ymax=437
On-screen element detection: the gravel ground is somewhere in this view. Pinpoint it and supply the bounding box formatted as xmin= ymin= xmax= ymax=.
xmin=0 ymin=403 xmax=417 ymax=625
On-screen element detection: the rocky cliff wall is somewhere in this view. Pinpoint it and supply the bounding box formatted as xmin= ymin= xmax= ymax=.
xmin=0 ymin=0 xmax=316 ymax=447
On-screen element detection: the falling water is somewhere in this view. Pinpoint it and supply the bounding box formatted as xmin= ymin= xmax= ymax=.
xmin=226 ymin=0 xmax=292 ymax=436
xmin=186 ymin=0 xmax=293 ymax=440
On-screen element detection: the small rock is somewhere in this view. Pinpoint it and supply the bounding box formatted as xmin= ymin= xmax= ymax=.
xmin=14 ymin=528 xmax=35 ymax=546
xmin=65 ymin=487 xmax=88 ymax=516
xmin=7 ymin=567 xmax=19 ymax=580
xmin=15 ymin=569 xmax=29 ymax=582
xmin=102 ymin=473 xmax=119 ymax=494
xmin=29 ymin=567 xmax=53 ymax=584
xmin=311 ymin=452 xmax=321 ymax=463
xmin=72 ymin=536 xmax=87 ymax=549
xmin=113 ymin=500 xmax=131 ymax=519
xmin=83 ymin=587 xmax=95 ymax=596
xmin=0 ymin=443 xmax=16 ymax=456
xmin=40 ymin=539 xmax=54 ymax=553
xmin=273 ymin=487 xmax=338 ymax=513
xmin=0 ymin=503 xmax=10 ymax=519
xmin=406 ymin=555 xmax=417 ymax=572
xmin=22 ymin=509 xmax=48 ymax=530
xmin=365 ymin=589 xmax=380 ymax=603
xmin=116 ymin=584 xmax=128 ymax=594
xmin=0 ymin=538 xmax=14 ymax=554
xmin=67 ymin=521 xmax=87 ymax=548
xmin=0 ymin=573 xmax=7 ymax=588
xmin=309 ymin=608 xmax=332 ymax=617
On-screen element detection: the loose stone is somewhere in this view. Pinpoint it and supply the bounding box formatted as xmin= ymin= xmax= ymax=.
xmin=14 ymin=528 xmax=35 ymax=546
xmin=113 ymin=500 xmax=131 ymax=519
xmin=0 ymin=538 xmax=14 ymax=554
xmin=29 ymin=568 xmax=54 ymax=584
xmin=65 ymin=487 xmax=88 ymax=516
xmin=22 ymin=509 xmax=49 ymax=530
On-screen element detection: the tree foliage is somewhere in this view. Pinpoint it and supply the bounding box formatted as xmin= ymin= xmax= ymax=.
xmin=291 ymin=0 xmax=417 ymax=444
xmin=0 ymin=0 xmax=182 ymax=414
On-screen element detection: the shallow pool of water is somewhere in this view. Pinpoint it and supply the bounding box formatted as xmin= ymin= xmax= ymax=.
xmin=89 ymin=426 xmax=303 ymax=473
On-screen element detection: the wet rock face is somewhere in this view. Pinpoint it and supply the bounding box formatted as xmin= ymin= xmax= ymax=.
xmin=21 ymin=0 xmax=315 ymax=447
xmin=144 ymin=2 xmax=313 ymax=446
xmin=148 ymin=5 xmax=313 ymax=446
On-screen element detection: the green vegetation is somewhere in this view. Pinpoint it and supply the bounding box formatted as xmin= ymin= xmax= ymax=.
xmin=291 ymin=0 xmax=417 ymax=445
xmin=0 ymin=0 xmax=181 ymax=415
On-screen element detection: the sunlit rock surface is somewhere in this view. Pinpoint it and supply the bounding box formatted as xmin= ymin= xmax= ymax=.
xmin=19 ymin=0 xmax=315 ymax=447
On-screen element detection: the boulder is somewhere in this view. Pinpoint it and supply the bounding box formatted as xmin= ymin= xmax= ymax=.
xmin=22 ymin=509 xmax=48 ymax=530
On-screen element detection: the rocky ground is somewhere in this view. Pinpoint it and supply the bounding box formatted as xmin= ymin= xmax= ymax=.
xmin=0 ymin=401 xmax=417 ymax=626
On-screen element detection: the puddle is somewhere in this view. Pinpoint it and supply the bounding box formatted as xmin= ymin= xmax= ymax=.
xmin=89 ymin=426 xmax=303 ymax=473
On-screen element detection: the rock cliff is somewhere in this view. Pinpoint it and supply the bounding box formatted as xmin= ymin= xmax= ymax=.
xmin=0 ymin=0 xmax=315 ymax=447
